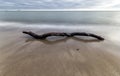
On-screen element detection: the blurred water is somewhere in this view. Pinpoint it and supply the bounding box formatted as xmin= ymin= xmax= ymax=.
xmin=0 ymin=11 xmax=120 ymax=25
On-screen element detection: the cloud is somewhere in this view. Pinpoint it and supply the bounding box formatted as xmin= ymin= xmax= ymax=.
xmin=0 ymin=0 xmax=120 ymax=9
xmin=0 ymin=1 xmax=15 ymax=6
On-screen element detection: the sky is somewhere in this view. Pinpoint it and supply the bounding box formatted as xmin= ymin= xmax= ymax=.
xmin=0 ymin=0 xmax=120 ymax=9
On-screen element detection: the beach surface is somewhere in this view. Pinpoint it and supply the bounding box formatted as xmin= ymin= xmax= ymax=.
xmin=0 ymin=25 xmax=120 ymax=76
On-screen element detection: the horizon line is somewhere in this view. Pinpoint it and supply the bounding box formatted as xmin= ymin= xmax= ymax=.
xmin=0 ymin=9 xmax=120 ymax=11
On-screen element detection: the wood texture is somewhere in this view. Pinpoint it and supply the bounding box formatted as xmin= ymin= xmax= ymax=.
xmin=23 ymin=31 xmax=104 ymax=40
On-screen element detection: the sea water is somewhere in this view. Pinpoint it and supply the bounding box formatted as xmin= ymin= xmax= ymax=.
xmin=0 ymin=11 xmax=120 ymax=29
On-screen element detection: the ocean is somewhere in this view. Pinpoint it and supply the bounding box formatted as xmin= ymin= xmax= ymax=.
xmin=0 ymin=11 xmax=120 ymax=25
xmin=0 ymin=11 xmax=120 ymax=30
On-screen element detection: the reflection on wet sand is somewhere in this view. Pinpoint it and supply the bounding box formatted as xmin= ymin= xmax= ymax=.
xmin=25 ymin=37 xmax=102 ymax=44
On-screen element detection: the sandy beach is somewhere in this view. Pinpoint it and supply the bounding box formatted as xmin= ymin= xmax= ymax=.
xmin=0 ymin=25 xmax=120 ymax=76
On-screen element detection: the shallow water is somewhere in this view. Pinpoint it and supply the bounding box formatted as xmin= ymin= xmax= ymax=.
xmin=0 ymin=11 xmax=120 ymax=25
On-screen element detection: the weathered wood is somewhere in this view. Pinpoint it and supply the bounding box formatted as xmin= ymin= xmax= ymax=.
xmin=23 ymin=31 xmax=104 ymax=40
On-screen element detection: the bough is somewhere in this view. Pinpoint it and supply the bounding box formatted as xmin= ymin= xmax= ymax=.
xmin=23 ymin=31 xmax=104 ymax=41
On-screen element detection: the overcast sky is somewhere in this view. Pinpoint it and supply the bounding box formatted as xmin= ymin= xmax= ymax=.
xmin=0 ymin=0 xmax=120 ymax=9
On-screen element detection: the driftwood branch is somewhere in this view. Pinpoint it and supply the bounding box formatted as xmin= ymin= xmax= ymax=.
xmin=23 ymin=31 xmax=104 ymax=41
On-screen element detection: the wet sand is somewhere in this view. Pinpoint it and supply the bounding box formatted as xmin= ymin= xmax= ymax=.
xmin=0 ymin=25 xmax=120 ymax=76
